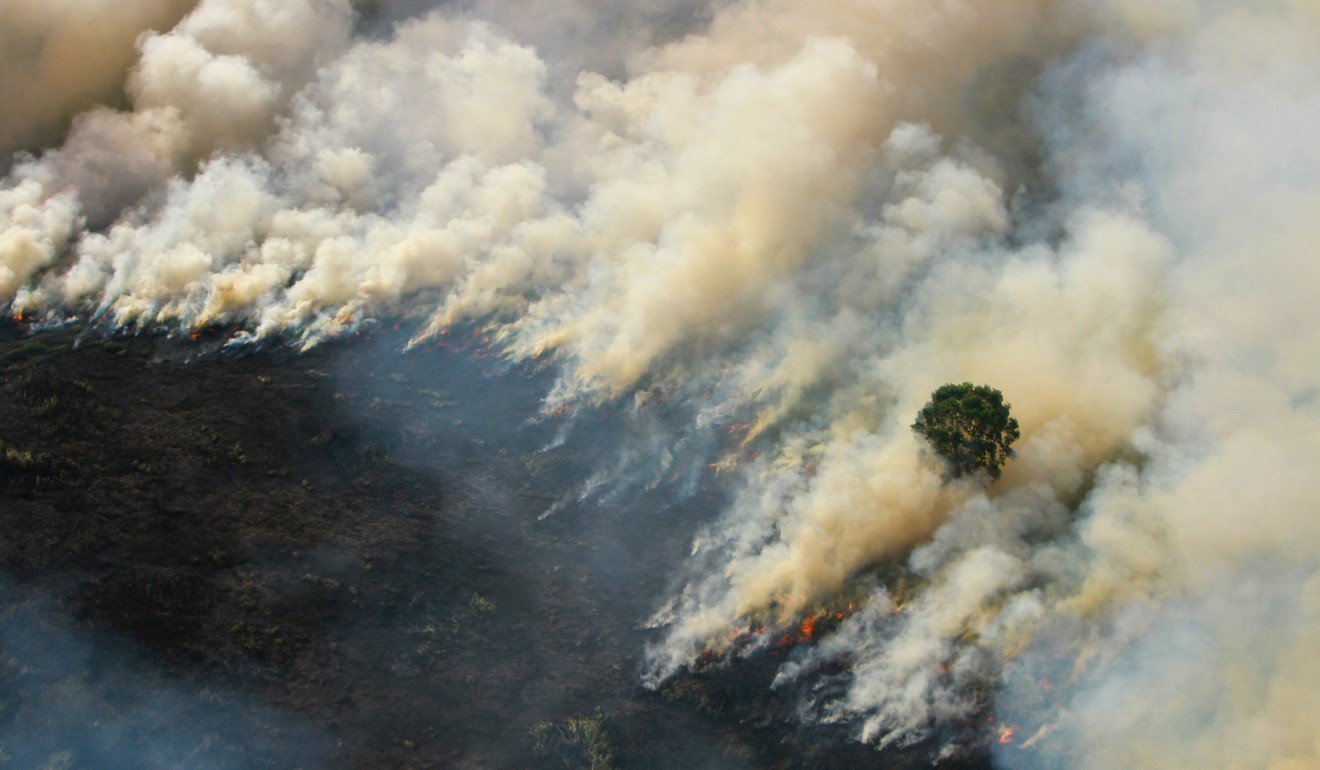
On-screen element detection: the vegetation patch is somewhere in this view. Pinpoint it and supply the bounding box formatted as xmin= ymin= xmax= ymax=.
xmin=530 ymin=709 xmax=616 ymax=770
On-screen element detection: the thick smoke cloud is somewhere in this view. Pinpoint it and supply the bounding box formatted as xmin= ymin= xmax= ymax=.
xmin=2 ymin=0 xmax=1318 ymax=766
xmin=0 ymin=0 xmax=198 ymax=160
xmin=363 ymin=0 xmax=717 ymax=82
xmin=4 ymin=0 xmax=353 ymax=234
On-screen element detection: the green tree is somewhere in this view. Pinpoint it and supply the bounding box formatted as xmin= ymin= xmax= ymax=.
xmin=912 ymin=383 xmax=1020 ymax=480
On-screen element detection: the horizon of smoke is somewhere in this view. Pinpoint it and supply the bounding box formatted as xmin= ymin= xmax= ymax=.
xmin=2 ymin=0 xmax=1318 ymax=766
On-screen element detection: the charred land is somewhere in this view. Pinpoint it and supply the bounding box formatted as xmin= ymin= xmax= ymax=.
xmin=0 ymin=320 xmax=984 ymax=769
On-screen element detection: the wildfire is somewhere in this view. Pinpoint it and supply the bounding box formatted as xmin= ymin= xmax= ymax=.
xmin=188 ymin=325 xmax=224 ymax=342
xmin=696 ymin=605 xmax=864 ymax=669
xmin=997 ymin=725 xmax=1017 ymax=745
xmin=693 ymin=624 xmax=771 ymax=669
xmin=773 ymin=614 xmax=823 ymax=647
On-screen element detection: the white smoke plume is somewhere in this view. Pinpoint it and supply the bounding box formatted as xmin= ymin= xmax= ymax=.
xmin=3 ymin=0 xmax=1318 ymax=766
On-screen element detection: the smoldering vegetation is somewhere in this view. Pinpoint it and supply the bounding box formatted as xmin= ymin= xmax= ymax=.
xmin=3 ymin=0 xmax=1320 ymax=767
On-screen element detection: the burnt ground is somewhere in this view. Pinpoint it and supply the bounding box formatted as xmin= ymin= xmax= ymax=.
xmin=0 ymin=320 xmax=992 ymax=769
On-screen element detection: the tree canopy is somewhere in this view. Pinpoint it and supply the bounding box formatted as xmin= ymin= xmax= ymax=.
xmin=912 ymin=383 xmax=1019 ymax=481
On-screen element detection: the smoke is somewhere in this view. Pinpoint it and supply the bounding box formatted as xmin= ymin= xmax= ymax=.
xmin=3 ymin=0 xmax=1318 ymax=766
xmin=983 ymin=5 xmax=1320 ymax=766
xmin=0 ymin=575 xmax=327 ymax=768
xmin=1 ymin=0 xmax=353 ymax=235
xmin=362 ymin=0 xmax=718 ymax=83
xmin=0 ymin=0 xmax=198 ymax=161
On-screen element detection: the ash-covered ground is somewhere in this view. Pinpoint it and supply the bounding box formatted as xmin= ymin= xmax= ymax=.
xmin=0 ymin=320 xmax=986 ymax=769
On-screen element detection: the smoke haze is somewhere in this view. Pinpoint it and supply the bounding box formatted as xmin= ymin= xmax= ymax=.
xmin=3 ymin=0 xmax=1318 ymax=766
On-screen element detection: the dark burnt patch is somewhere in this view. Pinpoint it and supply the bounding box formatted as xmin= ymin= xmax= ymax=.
xmin=0 ymin=320 xmax=989 ymax=769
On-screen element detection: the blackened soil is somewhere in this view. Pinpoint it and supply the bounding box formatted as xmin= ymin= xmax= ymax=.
xmin=0 ymin=321 xmax=989 ymax=770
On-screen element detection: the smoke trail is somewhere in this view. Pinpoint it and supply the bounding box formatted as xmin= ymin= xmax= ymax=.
xmin=2 ymin=0 xmax=1318 ymax=765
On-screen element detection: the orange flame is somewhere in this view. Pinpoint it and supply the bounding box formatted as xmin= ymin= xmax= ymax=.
xmin=997 ymin=725 xmax=1017 ymax=745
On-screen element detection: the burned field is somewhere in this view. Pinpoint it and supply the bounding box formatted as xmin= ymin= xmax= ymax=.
xmin=0 ymin=321 xmax=980 ymax=769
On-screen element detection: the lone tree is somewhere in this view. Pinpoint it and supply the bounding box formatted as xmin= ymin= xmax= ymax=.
xmin=912 ymin=383 xmax=1020 ymax=480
